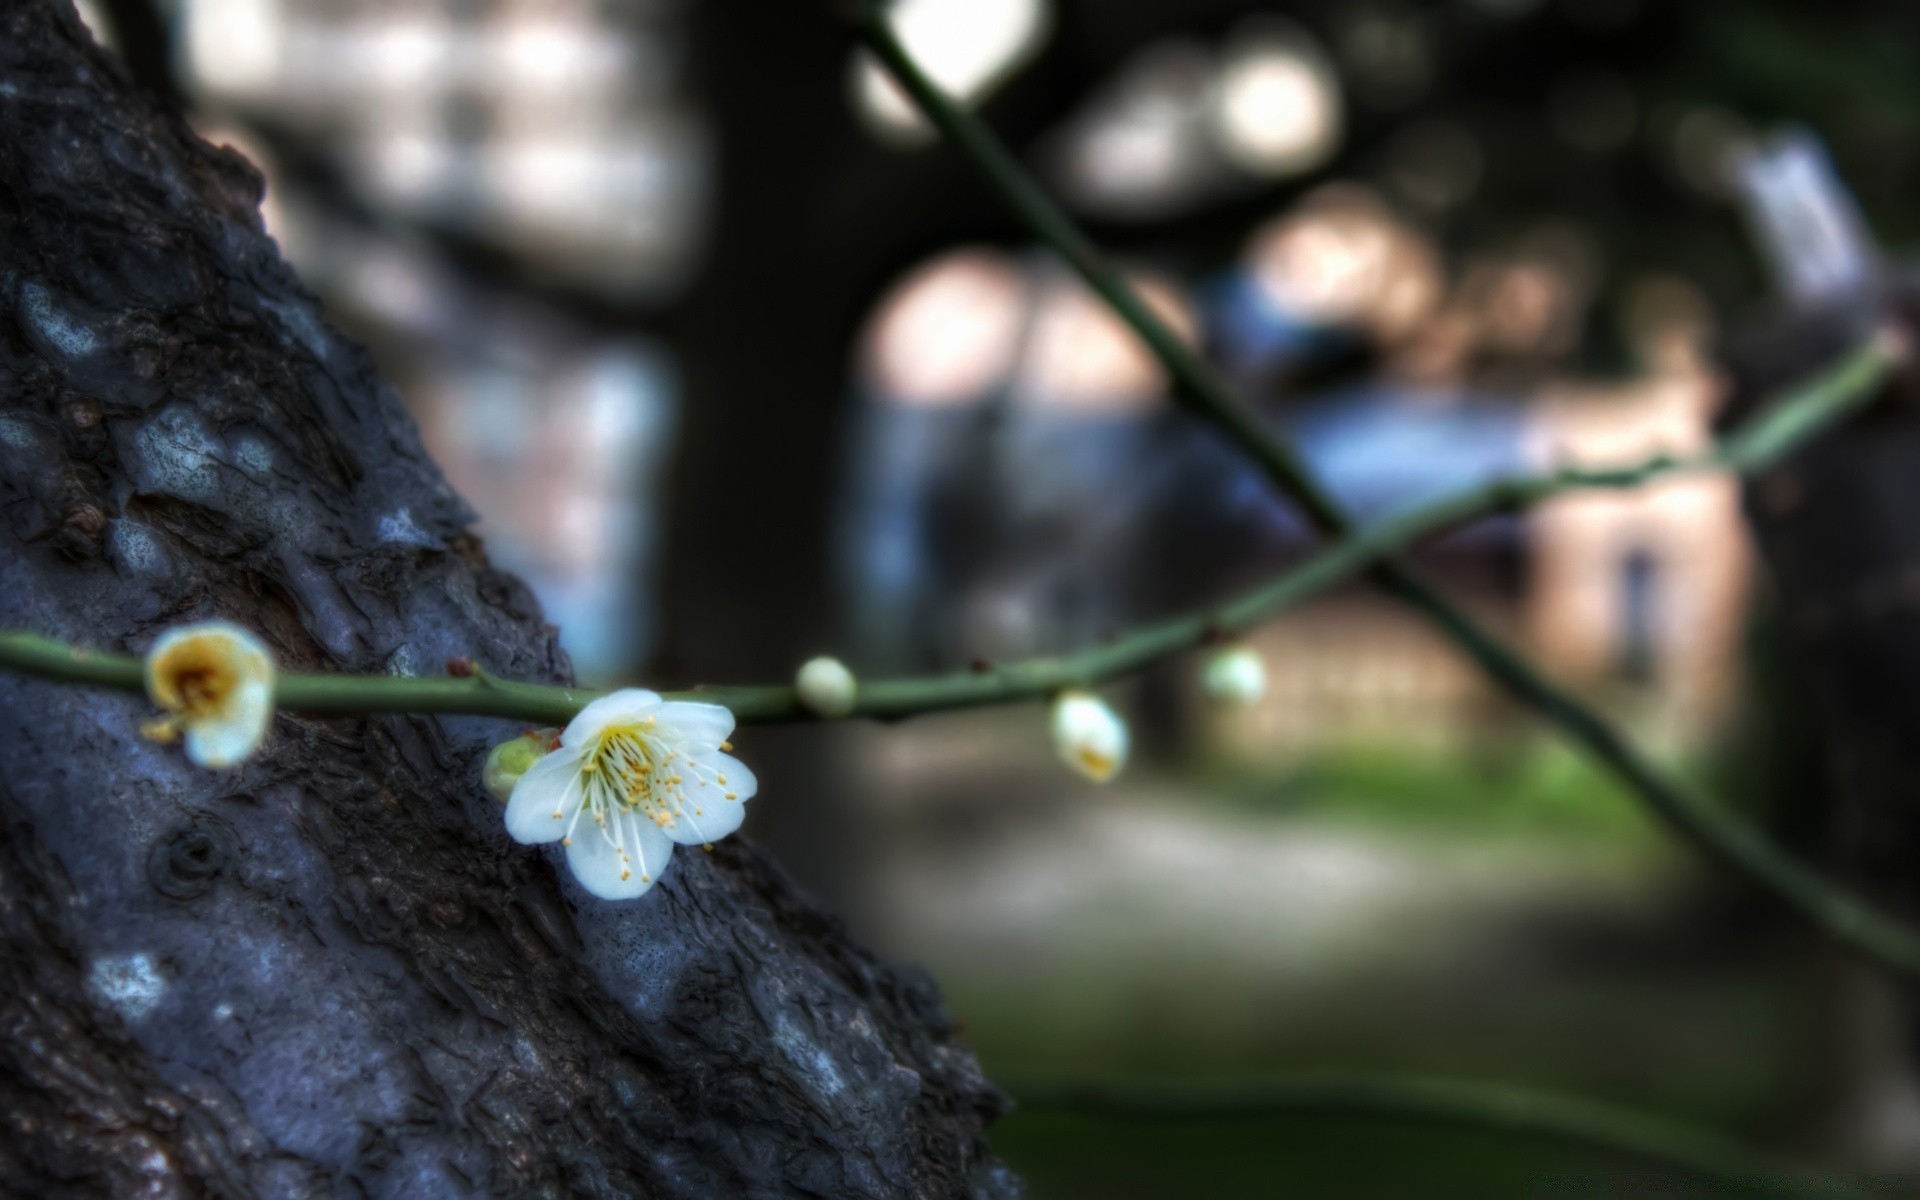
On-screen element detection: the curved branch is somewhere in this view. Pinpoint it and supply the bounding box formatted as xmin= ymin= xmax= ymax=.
xmin=0 ymin=334 xmax=1888 ymax=723
xmin=1009 ymin=1074 xmax=1870 ymax=1199
xmin=2 ymin=343 xmax=1916 ymax=988
xmin=844 ymin=3 xmax=1920 ymax=982
xmin=6 ymin=353 xmax=1920 ymax=988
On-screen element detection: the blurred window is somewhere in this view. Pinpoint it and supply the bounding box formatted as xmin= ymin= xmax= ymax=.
xmin=178 ymin=0 xmax=709 ymax=296
xmin=1616 ymin=548 xmax=1659 ymax=686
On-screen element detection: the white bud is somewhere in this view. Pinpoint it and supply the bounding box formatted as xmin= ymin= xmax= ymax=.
xmin=141 ymin=621 xmax=276 ymax=768
xmin=1202 ymin=644 xmax=1267 ymax=707
xmin=795 ymin=655 xmax=858 ymax=719
xmin=1050 ymin=689 xmax=1128 ymax=783
xmin=483 ymin=731 xmax=556 ymax=803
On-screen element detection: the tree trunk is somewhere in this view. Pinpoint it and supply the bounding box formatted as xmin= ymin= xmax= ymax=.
xmin=1728 ymin=295 xmax=1920 ymax=1155
xmin=1730 ymin=296 xmax=1920 ymax=916
xmin=0 ymin=4 xmax=1013 ymax=1197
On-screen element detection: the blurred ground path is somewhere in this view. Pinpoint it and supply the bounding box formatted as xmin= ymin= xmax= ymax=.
xmin=845 ymin=717 xmax=1838 ymax=1142
xmin=875 ymin=788 xmax=1673 ymax=984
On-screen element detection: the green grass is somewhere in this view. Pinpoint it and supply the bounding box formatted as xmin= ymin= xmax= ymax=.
xmin=989 ymin=1111 xmax=1708 ymax=1200
xmin=1194 ymin=736 xmax=1700 ymax=850
xmin=954 ymin=961 xmax=1811 ymax=1124
xmin=964 ymin=959 xmax=1819 ymax=1199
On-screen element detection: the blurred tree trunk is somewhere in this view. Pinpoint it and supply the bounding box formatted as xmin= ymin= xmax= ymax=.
xmin=1731 ymin=299 xmax=1920 ymax=917
xmin=1729 ymin=297 xmax=1920 ymax=1144
xmin=0 ymin=5 xmax=1012 ymax=1197
xmin=658 ymin=0 xmax=1056 ymax=916
xmin=656 ymin=0 xmax=883 ymax=917
xmin=653 ymin=0 xmax=1293 ymax=909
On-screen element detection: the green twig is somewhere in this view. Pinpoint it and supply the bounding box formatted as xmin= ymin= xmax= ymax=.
xmin=0 ymin=335 xmax=1886 ymax=730
xmin=0 ymin=633 xmax=594 ymax=728
xmin=846 ymin=3 xmax=1920 ymax=982
xmin=1009 ymin=1074 xmax=1873 ymax=1198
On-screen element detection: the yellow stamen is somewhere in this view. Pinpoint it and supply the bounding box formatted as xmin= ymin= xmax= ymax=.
xmin=1077 ymin=748 xmax=1114 ymax=779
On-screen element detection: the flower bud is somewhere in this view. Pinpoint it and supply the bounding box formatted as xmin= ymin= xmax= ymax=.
xmin=1202 ymin=644 xmax=1267 ymax=708
xmin=1050 ymin=689 xmax=1128 ymax=783
xmin=484 ymin=731 xmax=555 ymax=802
xmin=141 ymin=621 xmax=276 ymax=768
xmin=795 ymin=655 xmax=858 ymax=719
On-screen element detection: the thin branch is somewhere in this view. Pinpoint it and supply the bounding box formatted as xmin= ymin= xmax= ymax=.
xmin=845 ymin=4 xmax=1920 ymax=982
xmin=0 ymin=337 xmax=1887 ymax=725
xmin=1009 ymin=1074 xmax=1872 ymax=1199
xmin=0 ymin=634 xmax=593 ymax=727
xmin=850 ymin=4 xmax=1347 ymax=530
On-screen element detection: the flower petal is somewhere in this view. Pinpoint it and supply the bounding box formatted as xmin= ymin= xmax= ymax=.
xmin=504 ymin=747 xmax=586 ymax=844
xmin=657 ymin=699 xmax=735 ymax=746
xmin=659 ymin=752 xmax=749 ymax=846
xmin=560 ymin=689 xmax=662 ymax=749
xmin=566 ymin=809 xmax=674 ymax=900
xmin=707 ymin=751 xmax=758 ymax=804
xmin=182 ymin=678 xmax=273 ymax=769
xmin=1050 ymin=691 xmax=1129 ymax=783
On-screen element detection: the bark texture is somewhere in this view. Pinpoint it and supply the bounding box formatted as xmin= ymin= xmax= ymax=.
xmin=0 ymin=4 xmax=1013 ymax=1197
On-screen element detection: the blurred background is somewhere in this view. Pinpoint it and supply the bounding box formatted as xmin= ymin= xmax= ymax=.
xmin=74 ymin=0 xmax=1920 ymax=1193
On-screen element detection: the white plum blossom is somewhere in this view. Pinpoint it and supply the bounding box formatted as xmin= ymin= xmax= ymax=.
xmin=795 ymin=655 xmax=858 ymax=718
xmin=1049 ymin=689 xmax=1128 ymax=783
xmin=141 ymin=621 xmax=275 ymax=768
xmin=504 ymin=689 xmax=757 ymax=900
xmin=1202 ymin=644 xmax=1268 ymax=707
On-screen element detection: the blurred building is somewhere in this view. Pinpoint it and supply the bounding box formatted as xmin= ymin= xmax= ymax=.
xmin=1525 ymin=303 xmax=1745 ymax=750
xmin=850 ymin=191 xmax=1752 ymax=763
xmin=1216 ymin=348 xmax=1744 ymax=760
xmin=179 ymin=0 xmax=708 ymax=298
xmin=847 ymin=246 xmax=1200 ymax=668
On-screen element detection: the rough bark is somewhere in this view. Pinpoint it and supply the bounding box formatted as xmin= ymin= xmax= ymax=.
xmin=0 ymin=4 xmax=1013 ymax=1197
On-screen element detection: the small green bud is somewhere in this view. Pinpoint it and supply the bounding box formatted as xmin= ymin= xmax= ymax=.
xmin=484 ymin=731 xmax=555 ymax=803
